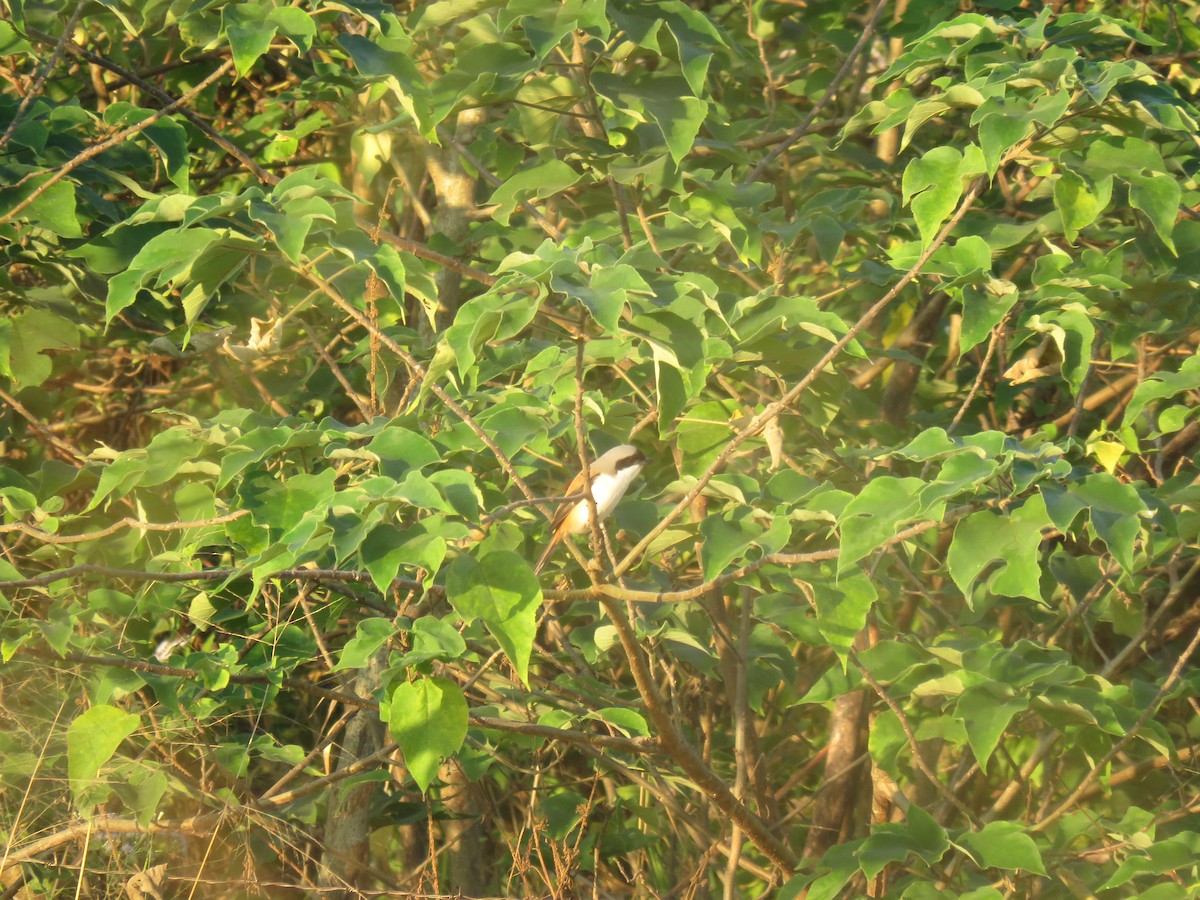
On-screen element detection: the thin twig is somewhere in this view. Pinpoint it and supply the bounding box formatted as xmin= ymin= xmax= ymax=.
xmin=481 ymin=492 xmax=585 ymax=525
xmin=851 ymin=651 xmax=979 ymax=826
xmin=439 ymin=128 xmax=563 ymax=241
xmin=723 ymin=587 xmax=753 ymax=899
xmin=0 ymin=497 xmax=1007 ymax=604
xmin=621 ymin=111 xmax=1056 ymax=579
xmin=1047 ymin=372 xmax=1139 ymax=430
xmin=744 ymin=0 xmax=891 ymax=183
xmin=595 ymin=594 xmax=798 ymax=873
xmin=294 ymin=264 xmax=541 ymax=512
xmin=947 ymin=314 xmax=1008 ymax=435
xmin=0 ymin=698 xmax=68 ymax=879
xmin=0 ymin=59 xmax=236 ymax=226
xmin=0 ymin=1 xmax=87 ymax=153
xmin=613 ymin=174 xmax=993 ymax=578
xmin=1101 ymin=555 xmax=1200 ymax=677
xmin=0 ymin=385 xmax=85 ymax=462
xmin=0 ymin=563 xmax=411 ymax=604
xmin=296 ymin=319 xmax=374 ymax=420
xmin=15 ymin=647 xmax=659 ymax=756
xmin=0 ymin=511 xmax=249 ymax=544
xmin=1032 ymin=621 xmax=1200 ymax=831
xmin=22 ymin=30 xmax=278 ymax=185
xmin=1046 ymin=561 xmax=1121 ymax=646
xmin=573 ymin=313 xmax=603 ymax=579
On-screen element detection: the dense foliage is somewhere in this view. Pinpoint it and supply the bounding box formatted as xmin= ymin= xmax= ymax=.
xmin=2 ymin=0 xmax=1200 ymax=896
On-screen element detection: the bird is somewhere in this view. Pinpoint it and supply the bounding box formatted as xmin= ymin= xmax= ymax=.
xmin=534 ymin=444 xmax=648 ymax=574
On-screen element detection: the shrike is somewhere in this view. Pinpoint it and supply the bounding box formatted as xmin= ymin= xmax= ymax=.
xmin=534 ymin=445 xmax=647 ymax=574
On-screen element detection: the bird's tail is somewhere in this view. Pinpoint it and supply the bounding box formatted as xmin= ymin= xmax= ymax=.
xmin=533 ymin=535 xmax=560 ymax=575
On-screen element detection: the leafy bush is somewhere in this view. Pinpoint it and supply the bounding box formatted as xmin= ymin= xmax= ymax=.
xmin=2 ymin=0 xmax=1199 ymax=896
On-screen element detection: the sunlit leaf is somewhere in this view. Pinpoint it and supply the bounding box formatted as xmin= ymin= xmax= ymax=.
xmin=388 ymin=677 xmax=469 ymax=793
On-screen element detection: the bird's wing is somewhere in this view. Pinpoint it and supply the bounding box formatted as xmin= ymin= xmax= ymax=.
xmin=550 ymin=467 xmax=589 ymax=530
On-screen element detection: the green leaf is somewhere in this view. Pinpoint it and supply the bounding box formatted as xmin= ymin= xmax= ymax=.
xmin=500 ymin=1 xmax=594 ymax=59
xmin=658 ymin=2 xmax=725 ymax=95
xmin=840 ymin=96 xmax=902 ymax=141
xmin=175 ymin=481 xmax=216 ymax=521
xmin=489 ymin=159 xmax=581 ymax=226
xmin=1088 ymin=436 xmax=1126 ymax=474
xmin=24 ymin=179 xmax=82 ymax=237
xmin=388 ymin=677 xmax=469 ymax=793
xmin=249 ymin=468 xmax=337 ymax=541
xmin=187 ymin=592 xmax=217 ymax=630
xmin=587 ymin=707 xmax=649 ymax=738
xmin=957 ymin=821 xmax=1047 ymax=874
xmin=1123 ymin=352 xmax=1200 ymax=432
xmin=104 ymin=103 xmax=190 ymax=190
xmin=838 ymin=477 xmax=931 ymax=573
xmin=410 ymin=0 xmax=499 ymax=32
xmin=920 ymin=451 xmax=999 ymax=507
xmin=955 ymin=685 xmax=1026 ymax=773
xmin=868 ymin=707 xmax=907 ymax=777
xmin=805 ymin=842 xmax=860 ymax=900
xmin=959 ymin=279 xmax=1018 ymax=353
xmin=816 ymin=573 xmax=877 ymax=663
xmin=977 ymin=109 xmax=1030 ymax=177
xmin=105 ymin=227 xmax=224 ymax=322
xmin=677 ymin=399 xmax=740 ymax=477
xmin=1068 ymin=473 xmax=1146 ymax=572
xmin=361 ymin=524 xmax=447 ymax=591
xmin=892 ymin=428 xmax=958 ymax=461
xmin=222 ymin=3 xmax=279 ymax=78
xmin=446 ymin=550 xmax=541 ymax=685
xmin=249 ymin=198 xmax=313 ymax=263
xmin=934 ymin=235 xmax=992 ymax=278
xmin=1054 ymin=170 xmax=1110 ymax=242
xmin=67 ymin=705 xmax=140 ymax=814
xmin=729 ymin=292 xmax=858 ymax=350
xmin=1129 ymin=172 xmax=1181 ymax=253
xmin=0 ymin=21 xmax=33 ymax=54
xmin=118 ymin=765 xmax=169 ymax=828
xmin=268 ymin=6 xmax=317 ymax=52
xmin=87 ymin=450 xmax=149 ymax=511
xmin=858 ymin=807 xmax=950 ymax=880
xmin=580 ymin=263 xmax=652 ymax=335
xmin=3 ymin=309 xmax=80 ymax=388
xmin=899 ymin=99 xmax=951 ymax=154
xmin=1102 ymin=832 xmax=1200 ymax=889
xmin=333 ymin=617 xmax=396 ymax=671
xmin=394 ymin=471 xmax=451 ymax=510
xmin=271 ymin=167 xmax=358 ymax=204
xmin=216 ymin=425 xmax=299 ymax=489
xmin=338 ymin=32 xmax=433 ymax=133
xmin=1086 ymin=135 xmax=1165 ymax=176
xmin=698 ymin=507 xmax=765 ymax=580
xmin=947 ymin=494 xmax=1050 ymax=603
xmin=366 ymin=426 xmax=441 ymax=478
xmin=902 ymin=147 xmax=964 ymax=248
xmin=1025 ymin=306 xmax=1095 ymax=395
xmin=398 ymin=616 xmax=468 ymax=667
xmin=427 ymin=469 xmax=482 ymax=520
xmin=592 ymin=73 xmax=708 ymax=163
xmin=140 ymin=428 xmax=209 ymax=487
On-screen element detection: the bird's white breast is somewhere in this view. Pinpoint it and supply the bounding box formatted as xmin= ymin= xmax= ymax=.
xmin=563 ymin=465 xmax=642 ymax=535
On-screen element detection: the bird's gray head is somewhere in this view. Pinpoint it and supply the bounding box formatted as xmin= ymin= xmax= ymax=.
xmin=598 ymin=445 xmax=647 ymax=473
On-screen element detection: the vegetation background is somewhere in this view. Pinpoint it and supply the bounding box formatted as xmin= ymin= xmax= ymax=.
xmin=2 ymin=0 xmax=1199 ymax=896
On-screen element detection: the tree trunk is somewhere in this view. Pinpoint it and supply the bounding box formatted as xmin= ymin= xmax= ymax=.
xmin=318 ymin=649 xmax=387 ymax=897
